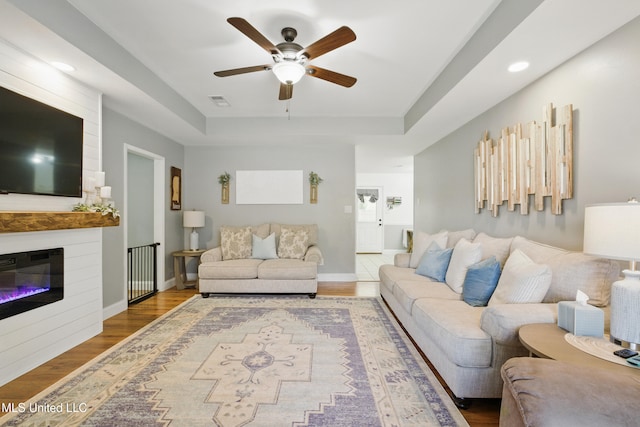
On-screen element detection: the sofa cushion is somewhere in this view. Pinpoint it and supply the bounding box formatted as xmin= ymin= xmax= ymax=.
xmin=393 ymin=280 xmax=460 ymax=313
xmin=409 ymin=231 xmax=448 ymax=268
xmin=511 ymin=236 xmax=618 ymax=307
xmin=488 ymin=249 xmax=552 ymax=306
xmin=473 ymin=232 xmax=513 ymax=267
xmin=462 ymin=256 xmax=502 ymax=307
xmin=277 ymin=226 xmax=310 ymax=259
xmin=252 ymin=232 xmax=278 ymax=259
xmin=258 ymin=259 xmax=317 ymax=280
xmin=444 ymin=228 xmax=477 ymax=249
xmin=378 ymin=265 xmax=419 ymax=294
xmin=271 ymin=223 xmax=318 ymax=246
xmin=412 ymin=299 xmax=492 ymax=367
xmin=542 ymin=252 xmax=619 ymax=307
xmin=199 ymin=258 xmax=262 ymax=279
xmin=220 ymin=226 xmax=253 ymax=260
xmin=415 ymin=242 xmax=453 ymax=282
xmin=510 ymin=235 xmax=567 ymax=262
xmin=445 ymin=238 xmax=483 ymax=293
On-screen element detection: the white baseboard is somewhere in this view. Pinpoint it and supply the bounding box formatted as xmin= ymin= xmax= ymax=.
xmin=160 ymin=278 xmax=175 ymax=292
xmin=318 ymin=273 xmax=359 ymax=282
xmin=103 ymin=299 xmax=128 ymax=320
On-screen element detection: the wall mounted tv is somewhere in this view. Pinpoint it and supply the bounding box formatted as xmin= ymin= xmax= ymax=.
xmin=0 ymin=86 xmax=83 ymax=198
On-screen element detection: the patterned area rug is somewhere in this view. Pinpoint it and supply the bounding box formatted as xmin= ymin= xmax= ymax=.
xmin=0 ymin=296 xmax=468 ymax=426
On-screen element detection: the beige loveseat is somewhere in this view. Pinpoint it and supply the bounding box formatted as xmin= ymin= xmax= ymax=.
xmin=379 ymin=229 xmax=619 ymax=407
xmin=198 ymin=223 xmax=323 ymax=298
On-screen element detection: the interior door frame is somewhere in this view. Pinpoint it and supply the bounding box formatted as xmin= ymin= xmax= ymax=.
xmin=123 ymin=144 xmax=166 ymax=300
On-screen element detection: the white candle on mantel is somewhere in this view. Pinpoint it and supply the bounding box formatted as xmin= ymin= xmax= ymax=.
xmin=99 ymin=186 xmax=111 ymax=199
xmin=95 ymin=171 xmax=105 ymax=187
xmin=84 ymin=177 xmax=96 ymax=192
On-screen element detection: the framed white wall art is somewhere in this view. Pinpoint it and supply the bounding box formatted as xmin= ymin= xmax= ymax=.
xmin=236 ymin=170 xmax=303 ymax=204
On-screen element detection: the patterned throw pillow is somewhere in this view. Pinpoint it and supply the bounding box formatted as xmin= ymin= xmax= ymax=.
xmin=220 ymin=226 xmax=252 ymax=260
xmin=277 ymin=227 xmax=309 ymax=259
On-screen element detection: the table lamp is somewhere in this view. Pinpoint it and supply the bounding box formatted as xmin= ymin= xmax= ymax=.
xmin=584 ymin=199 xmax=640 ymax=349
xmin=183 ymin=210 xmax=205 ymax=251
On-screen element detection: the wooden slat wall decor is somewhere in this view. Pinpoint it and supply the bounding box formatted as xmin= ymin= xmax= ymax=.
xmin=0 ymin=212 xmax=120 ymax=233
xmin=474 ymin=103 xmax=573 ymax=216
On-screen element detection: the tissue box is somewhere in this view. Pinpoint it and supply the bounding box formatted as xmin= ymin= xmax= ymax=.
xmin=558 ymin=301 xmax=604 ymax=337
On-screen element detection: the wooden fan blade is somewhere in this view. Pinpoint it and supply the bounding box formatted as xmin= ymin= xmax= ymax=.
xmin=307 ymin=65 xmax=357 ymax=87
xmin=214 ymin=65 xmax=271 ymax=77
xmin=279 ymin=83 xmax=293 ymax=100
xmin=299 ymin=26 xmax=356 ymax=60
xmin=227 ymin=17 xmax=281 ymax=56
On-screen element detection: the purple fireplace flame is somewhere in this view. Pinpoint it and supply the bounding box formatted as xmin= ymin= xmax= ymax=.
xmin=0 ymin=248 xmax=63 ymax=320
xmin=0 ymin=284 xmax=50 ymax=305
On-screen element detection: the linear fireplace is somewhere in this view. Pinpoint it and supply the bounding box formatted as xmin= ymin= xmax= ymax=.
xmin=0 ymin=248 xmax=63 ymax=320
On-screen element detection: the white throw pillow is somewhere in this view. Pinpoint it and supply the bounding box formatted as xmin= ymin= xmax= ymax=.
xmin=445 ymin=238 xmax=483 ymax=293
xmin=251 ymin=232 xmax=278 ymax=259
xmin=488 ymin=249 xmax=552 ymax=306
xmin=409 ymin=231 xmax=448 ymax=268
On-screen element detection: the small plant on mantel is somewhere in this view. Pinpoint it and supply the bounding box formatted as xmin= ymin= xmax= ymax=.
xmin=73 ymin=202 xmax=120 ymax=218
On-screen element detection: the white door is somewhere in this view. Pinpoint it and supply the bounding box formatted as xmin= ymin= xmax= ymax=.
xmin=356 ymin=187 xmax=383 ymax=253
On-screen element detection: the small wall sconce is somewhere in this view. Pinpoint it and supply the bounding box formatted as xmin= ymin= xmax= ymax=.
xmin=386 ymin=196 xmax=402 ymax=209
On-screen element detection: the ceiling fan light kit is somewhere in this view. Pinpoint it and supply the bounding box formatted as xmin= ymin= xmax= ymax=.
xmin=214 ymin=17 xmax=357 ymax=101
xmin=272 ymin=61 xmax=306 ymax=84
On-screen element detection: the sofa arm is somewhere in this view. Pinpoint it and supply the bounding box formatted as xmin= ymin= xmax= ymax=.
xmin=201 ymin=247 xmax=222 ymax=263
xmin=305 ymin=245 xmax=324 ymax=265
xmin=394 ymin=253 xmax=411 ymax=268
xmin=480 ymin=303 xmax=558 ymax=346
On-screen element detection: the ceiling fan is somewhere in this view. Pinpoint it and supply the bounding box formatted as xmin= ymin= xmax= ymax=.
xmin=214 ymin=17 xmax=357 ymax=100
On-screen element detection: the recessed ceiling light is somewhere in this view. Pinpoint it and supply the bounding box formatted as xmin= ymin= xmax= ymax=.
xmin=51 ymin=61 xmax=75 ymax=72
xmin=508 ymin=61 xmax=529 ymax=73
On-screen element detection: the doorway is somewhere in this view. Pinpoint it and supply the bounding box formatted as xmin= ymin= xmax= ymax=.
xmin=123 ymin=145 xmax=165 ymax=302
xmin=356 ymin=187 xmax=383 ymax=253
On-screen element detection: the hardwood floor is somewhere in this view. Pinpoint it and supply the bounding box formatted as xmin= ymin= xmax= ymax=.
xmin=0 ymin=282 xmax=500 ymax=425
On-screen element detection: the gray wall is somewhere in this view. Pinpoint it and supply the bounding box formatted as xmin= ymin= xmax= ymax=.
xmin=184 ymin=144 xmax=356 ymax=275
xmin=102 ymin=107 xmax=185 ymax=308
xmin=127 ymin=153 xmax=154 ymax=247
xmin=414 ymin=16 xmax=640 ymax=251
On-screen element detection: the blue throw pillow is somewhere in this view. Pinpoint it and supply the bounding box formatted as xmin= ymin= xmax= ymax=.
xmin=415 ymin=242 xmax=453 ymax=282
xmin=462 ymin=256 xmax=502 ymax=307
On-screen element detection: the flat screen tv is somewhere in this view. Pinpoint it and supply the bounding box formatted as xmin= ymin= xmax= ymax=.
xmin=0 ymin=86 xmax=84 ymax=197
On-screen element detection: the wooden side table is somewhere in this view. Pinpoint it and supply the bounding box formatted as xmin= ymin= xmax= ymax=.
xmin=519 ymin=323 xmax=640 ymax=377
xmin=172 ymin=249 xmax=206 ymax=290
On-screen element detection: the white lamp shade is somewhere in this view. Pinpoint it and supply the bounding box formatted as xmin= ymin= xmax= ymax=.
xmin=272 ymin=61 xmax=305 ymax=84
xmin=183 ymin=210 xmax=205 ymax=228
xmin=584 ymin=203 xmax=640 ymax=261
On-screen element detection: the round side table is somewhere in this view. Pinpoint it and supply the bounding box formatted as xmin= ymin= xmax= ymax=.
xmin=518 ymin=323 xmax=640 ymax=377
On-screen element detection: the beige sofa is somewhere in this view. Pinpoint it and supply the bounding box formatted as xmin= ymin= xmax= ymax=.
xmin=198 ymin=223 xmax=323 ymax=298
xmin=379 ymin=229 xmax=619 ymax=407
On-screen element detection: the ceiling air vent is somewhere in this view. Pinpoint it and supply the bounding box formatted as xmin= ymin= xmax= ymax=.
xmin=209 ymin=96 xmax=231 ymax=107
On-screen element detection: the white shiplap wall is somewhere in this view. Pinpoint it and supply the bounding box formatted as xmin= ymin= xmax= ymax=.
xmin=0 ymin=39 xmax=104 ymax=386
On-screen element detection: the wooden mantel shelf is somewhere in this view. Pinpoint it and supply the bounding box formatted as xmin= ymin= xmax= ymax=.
xmin=0 ymin=211 xmax=120 ymax=233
